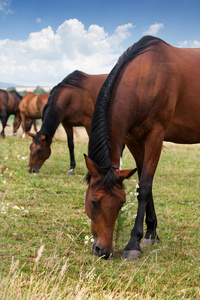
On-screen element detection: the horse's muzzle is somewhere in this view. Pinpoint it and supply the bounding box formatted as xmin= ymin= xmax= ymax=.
xmin=92 ymin=242 xmax=113 ymax=259
xmin=28 ymin=168 xmax=40 ymax=174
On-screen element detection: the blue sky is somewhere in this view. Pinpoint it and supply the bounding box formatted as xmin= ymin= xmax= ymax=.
xmin=0 ymin=0 xmax=200 ymax=86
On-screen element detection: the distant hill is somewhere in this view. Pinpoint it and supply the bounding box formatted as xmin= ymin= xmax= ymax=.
xmin=0 ymin=82 xmax=24 ymax=88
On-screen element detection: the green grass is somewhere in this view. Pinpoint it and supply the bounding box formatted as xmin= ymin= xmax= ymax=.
xmin=0 ymin=132 xmax=199 ymax=299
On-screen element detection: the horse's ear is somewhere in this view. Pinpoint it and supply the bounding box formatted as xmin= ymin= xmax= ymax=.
xmin=84 ymin=154 xmax=101 ymax=178
xmin=116 ymin=168 xmax=137 ymax=182
xmin=27 ymin=131 xmax=36 ymax=138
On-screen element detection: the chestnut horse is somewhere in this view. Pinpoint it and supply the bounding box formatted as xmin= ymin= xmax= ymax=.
xmin=0 ymin=89 xmax=22 ymax=137
xmin=28 ymin=71 xmax=107 ymax=174
xmin=13 ymin=92 xmax=49 ymax=138
xmin=84 ymin=35 xmax=200 ymax=259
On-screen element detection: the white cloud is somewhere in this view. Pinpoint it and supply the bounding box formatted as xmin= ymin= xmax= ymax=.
xmin=0 ymin=18 xmax=133 ymax=86
xmin=0 ymin=0 xmax=13 ymax=14
xmin=178 ymin=40 xmax=200 ymax=48
xmin=36 ymin=18 xmax=42 ymax=23
xmin=143 ymin=23 xmax=164 ymax=35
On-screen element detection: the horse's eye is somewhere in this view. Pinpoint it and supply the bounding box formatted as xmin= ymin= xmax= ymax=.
xmin=37 ymin=149 xmax=42 ymax=154
xmin=91 ymin=199 xmax=98 ymax=208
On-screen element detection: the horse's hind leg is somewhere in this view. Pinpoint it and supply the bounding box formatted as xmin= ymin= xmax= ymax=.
xmin=123 ymin=128 xmax=164 ymax=259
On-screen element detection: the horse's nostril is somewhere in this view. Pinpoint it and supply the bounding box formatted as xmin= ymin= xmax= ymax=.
xmin=95 ymin=245 xmax=101 ymax=256
xmin=32 ymin=169 xmax=36 ymax=173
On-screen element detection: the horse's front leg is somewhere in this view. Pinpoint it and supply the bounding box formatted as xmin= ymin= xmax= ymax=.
xmin=33 ymin=119 xmax=37 ymax=133
xmin=21 ymin=113 xmax=26 ymax=139
xmin=141 ymin=195 xmax=160 ymax=246
xmin=122 ymin=179 xmax=153 ymax=259
xmin=0 ymin=112 xmax=8 ymax=138
xmin=123 ymin=129 xmax=164 ymax=259
xmin=63 ymin=123 xmax=76 ymax=175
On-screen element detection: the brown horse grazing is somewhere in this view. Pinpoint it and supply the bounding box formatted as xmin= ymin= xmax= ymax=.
xmin=0 ymin=89 xmax=22 ymax=137
xmin=84 ymin=35 xmax=200 ymax=260
xmin=13 ymin=92 xmax=49 ymax=138
xmin=28 ymin=71 xmax=107 ymax=174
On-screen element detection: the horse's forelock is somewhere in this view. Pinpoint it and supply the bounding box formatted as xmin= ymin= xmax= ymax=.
xmin=85 ymin=167 xmax=124 ymax=193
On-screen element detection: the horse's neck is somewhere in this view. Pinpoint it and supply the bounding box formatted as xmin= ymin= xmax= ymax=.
xmin=109 ymin=111 xmax=127 ymax=169
xmin=41 ymin=101 xmax=61 ymax=141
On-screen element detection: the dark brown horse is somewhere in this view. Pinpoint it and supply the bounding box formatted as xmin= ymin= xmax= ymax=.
xmin=0 ymin=89 xmax=22 ymax=137
xmin=84 ymin=35 xmax=200 ymax=259
xmin=13 ymin=92 xmax=49 ymax=138
xmin=28 ymin=71 xmax=107 ymax=174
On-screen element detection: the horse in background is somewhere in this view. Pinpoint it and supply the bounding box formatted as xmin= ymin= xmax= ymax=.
xmin=28 ymin=71 xmax=107 ymax=174
xmin=84 ymin=36 xmax=200 ymax=260
xmin=13 ymin=92 xmax=49 ymax=138
xmin=0 ymin=89 xmax=23 ymax=138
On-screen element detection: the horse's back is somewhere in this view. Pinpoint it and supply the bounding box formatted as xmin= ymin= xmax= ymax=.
xmin=162 ymin=46 xmax=200 ymax=143
xmin=112 ymin=41 xmax=200 ymax=145
xmin=0 ymin=89 xmax=8 ymax=111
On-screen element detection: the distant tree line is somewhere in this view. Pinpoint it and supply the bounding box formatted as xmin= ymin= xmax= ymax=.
xmin=6 ymin=86 xmax=50 ymax=97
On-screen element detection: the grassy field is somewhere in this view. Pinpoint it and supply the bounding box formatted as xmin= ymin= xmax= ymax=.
xmin=0 ymin=125 xmax=200 ymax=299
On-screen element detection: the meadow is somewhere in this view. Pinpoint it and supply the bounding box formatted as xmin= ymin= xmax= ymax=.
xmin=0 ymin=124 xmax=200 ymax=299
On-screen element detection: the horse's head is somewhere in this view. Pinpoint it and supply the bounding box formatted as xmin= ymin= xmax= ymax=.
xmin=28 ymin=132 xmax=51 ymax=173
xmin=84 ymin=155 xmax=136 ymax=259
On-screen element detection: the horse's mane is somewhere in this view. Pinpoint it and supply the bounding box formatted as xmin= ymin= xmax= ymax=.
xmin=9 ymin=90 xmax=22 ymax=100
xmin=34 ymin=70 xmax=87 ymax=145
xmin=87 ymin=35 xmax=165 ymax=189
xmin=50 ymin=70 xmax=87 ymax=95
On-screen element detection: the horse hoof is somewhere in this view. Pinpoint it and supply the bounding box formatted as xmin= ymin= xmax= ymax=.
xmin=122 ymin=250 xmax=142 ymax=260
xmin=141 ymin=238 xmax=159 ymax=247
xmin=22 ymin=133 xmax=25 ymax=139
xmin=66 ymin=169 xmax=75 ymax=175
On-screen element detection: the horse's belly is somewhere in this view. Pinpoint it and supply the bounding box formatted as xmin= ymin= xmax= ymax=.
xmin=27 ymin=109 xmax=41 ymax=119
xmin=164 ymin=120 xmax=200 ymax=144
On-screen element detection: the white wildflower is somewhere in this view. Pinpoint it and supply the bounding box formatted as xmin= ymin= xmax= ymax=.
xmin=13 ymin=205 xmax=20 ymax=210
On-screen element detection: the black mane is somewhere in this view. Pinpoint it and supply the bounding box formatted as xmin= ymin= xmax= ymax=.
xmin=50 ymin=70 xmax=87 ymax=95
xmin=87 ymin=36 xmax=165 ymax=188
xmin=34 ymin=70 xmax=88 ymax=144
